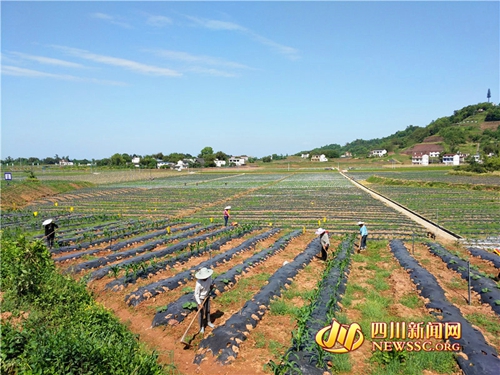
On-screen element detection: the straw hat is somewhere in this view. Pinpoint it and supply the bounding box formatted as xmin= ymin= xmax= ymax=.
xmin=42 ymin=219 xmax=53 ymax=226
xmin=225 ymin=206 xmax=231 ymax=210
xmin=357 ymin=221 xmax=364 ymax=226
xmin=195 ymin=267 xmax=213 ymax=280
xmin=315 ymin=228 xmax=326 ymax=235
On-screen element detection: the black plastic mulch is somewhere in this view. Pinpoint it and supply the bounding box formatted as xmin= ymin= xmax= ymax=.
xmin=152 ymin=229 xmax=302 ymax=327
xmin=467 ymin=247 xmax=500 ymax=269
xmin=64 ymin=224 xmax=221 ymax=276
xmin=82 ymin=225 xmax=231 ymax=282
xmin=53 ymin=223 xmax=196 ymax=262
xmin=426 ymin=242 xmax=500 ymax=316
xmin=391 ymin=239 xmax=500 ymax=375
xmin=105 ymin=226 xmax=256 ymax=291
xmin=193 ymin=236 xmax=321 ymax=365
xmin=125 ymin=228 xmax=281 ymax=307
xmin=280 ymin=239 xmax=353 ymax=374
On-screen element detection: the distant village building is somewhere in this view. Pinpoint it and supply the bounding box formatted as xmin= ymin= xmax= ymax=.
xmin=214 ymin=159 xmax=226 ymax=167
xmin=340 ymin=152 xmax=352 ymax=158
xmin=369 ymin=149 xmax=387 ymax=157
xmin=442 ymin=154 xmax=460 ymax=166
xmin=157 ymin=161 xmax=174 ymax=169
xmin=59 ymin=159 xmax=74 ymax=166
xmin=301 ymin=153 xmax=310 ymax=159
xmin=311 ymin=154 xmax=328 ymax=162
xmin=131 ymin=156 xmax=140 ymax=167
xmin=412 ymin=153 xmax=429 ymax=165
xmin=229 ymin=156 xmax=248 ymax=166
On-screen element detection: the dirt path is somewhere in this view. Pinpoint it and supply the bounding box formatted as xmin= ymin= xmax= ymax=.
xmin=341 ymin=172 xmax=459 ymax=243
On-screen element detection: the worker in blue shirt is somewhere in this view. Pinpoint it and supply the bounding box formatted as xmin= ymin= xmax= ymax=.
xmin=357 ymin=221 xmax=368 ymax=251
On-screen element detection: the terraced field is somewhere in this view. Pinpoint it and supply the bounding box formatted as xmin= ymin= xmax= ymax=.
xmin=2 ymin=170 xmax=499 ymax=375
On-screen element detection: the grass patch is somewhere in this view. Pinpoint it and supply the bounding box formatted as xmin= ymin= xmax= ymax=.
xmin=269 ymin=299 xmax=300 ymax=318
xmin=465 ymin=312 xmax=500 ymax=337
xmin=400 ymin=294 xmax=422 ymax=309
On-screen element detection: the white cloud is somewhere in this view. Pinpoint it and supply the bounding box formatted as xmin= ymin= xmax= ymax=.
xmin=54 ymin=46 xmax=182 ymax=77
xmin=185 ymin=67 xmax=238 ymax=78
xmin=146 ymin=15 xmax=172 ymax=27
xmin=186 ymin=16 xmax=246 ymax=31
xmin=9 ymin=52 xmax=85 ymax=68
xmin=90 ymin=12 xmax=132 ymax=29
xmin=186 ymin=15 xmax=300 ymax=60
xmin=1 ymin=65 xmax=126 ymax=85
xmin=151 ymin=49 xmax=252 ymax=70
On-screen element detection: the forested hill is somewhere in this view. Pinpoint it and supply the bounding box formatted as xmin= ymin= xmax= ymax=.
xmin=300 ymin=102 xmax=500 ymax=158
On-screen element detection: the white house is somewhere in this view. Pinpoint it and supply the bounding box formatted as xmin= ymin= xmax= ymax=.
xmin=214 ymin=159 xmax=227 ymax=167
xmin=131 ymin=156 xmax=141 ymax=167
xmin=59 ymin=159 xmax=74 ymax=166
xmin=301 ymin=153 xmax=310 ymax=159
xmin=340 ymin=152 xmax=352 ymax=158
xmin=428 ymin=151 xmax=441 ymax=158
xmin=442 ymin=154 xmax=460 ymax=165
xmin=157 ymin=161 xmax=174 ymax=169
xmin=412 ymin=153 xmax=429 ymax=166
xmin=175 ymin=160 xmax=189 ymax=171
xmin=311 ymin=154 xmax=328 ymax=162
xmin=370 ymin=149 xmax=387 ymax=157
xmin=229 ymin=156 xmax=247 ymax=166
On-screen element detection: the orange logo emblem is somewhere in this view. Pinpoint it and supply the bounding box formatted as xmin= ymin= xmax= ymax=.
xmin=315 ymin=318 xmax=365 ymax=353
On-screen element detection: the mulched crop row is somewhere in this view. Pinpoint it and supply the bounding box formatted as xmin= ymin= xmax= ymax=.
xmin=193 ymin=235 xmax=321 ymax=365
xmin=390 ymin=239 xmax=500 ymax=375
xmin=152 ymin=229 xmax=303 ymax=328
xmin=125 ymin=228 xmax=281 ymax=307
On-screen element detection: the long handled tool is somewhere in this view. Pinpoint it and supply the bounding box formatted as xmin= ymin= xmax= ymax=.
xmin=180 ymin=295 xmax=209 ymax=348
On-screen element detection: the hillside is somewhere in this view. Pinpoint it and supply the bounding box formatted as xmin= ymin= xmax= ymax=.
xmin=301 ymin=102 xmax=500 ymax=158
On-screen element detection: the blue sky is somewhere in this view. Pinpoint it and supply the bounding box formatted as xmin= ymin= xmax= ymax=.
xmin=2 ymin=1 xmax=499 ymax=160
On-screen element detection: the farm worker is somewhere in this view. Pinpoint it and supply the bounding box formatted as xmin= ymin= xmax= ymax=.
xmin=357 ymin=221 xmax=368 ymax=251
xmin=223 ymin=206 xmax=231 ymax=226
xmin=194 ymin=267 xmax=215 ymax=334
xmin=315 ymin=228 xmax=330 ymax=261
xmin=42 ymin=218 xmax=58 ymax=249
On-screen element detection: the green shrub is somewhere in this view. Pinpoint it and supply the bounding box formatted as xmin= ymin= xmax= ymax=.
xmin=1 ymin=235 xmax=54 ymax=301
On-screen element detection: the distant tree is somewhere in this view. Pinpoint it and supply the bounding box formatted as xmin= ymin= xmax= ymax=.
xmin=214 ymin=151 xmax=229 ymax=161
xmin=487 ymin=88 xmax=491 ymax=102
xmin=42 ymin=157 xmax=57 ymax=165
xmin=198 ymin=147 xmax=214 ymax=159
xmin=485 ymin=107 xmax=500 ymax=121
xmin=121 ymin=154 xmax=132 ymax=163
xmin=96 ymin=158 xmax=110 ymax=166
xmin=322 ymin=150 xmax=340 ymax=158
xmin=262 ymin=156 xmax=272 ymax=163
xmin=110 ymin=153 xmax=126 ymax=166
xmin=139 ymin=156 xmax=157 ymax=169
xmin=163 ymin=153 xmax=184 ymax=162
xmin=203 ymin=155 xmax=216 ymax=167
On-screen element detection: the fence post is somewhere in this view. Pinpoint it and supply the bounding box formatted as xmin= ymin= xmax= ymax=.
xmin=468 ymin=260 xmax=471 ymax=305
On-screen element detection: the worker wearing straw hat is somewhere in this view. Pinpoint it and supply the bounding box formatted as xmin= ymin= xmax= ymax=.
xmin=357 ymin=221 xmax=368 ymax=251
xmin=194 ymin=267 xmax=215 ymax=334
xmin=42 ymin=218 xmax=58 ymax=249
xmin=315 ymin=228 xmax=330 ymax=261
xmin=223 ymin=206 xmax=231 ymax=226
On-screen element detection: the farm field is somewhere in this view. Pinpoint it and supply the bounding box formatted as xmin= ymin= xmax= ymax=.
xmin=346 ymin=170 xmax=500 ymax=249
xmin=1 ymin=169 xmax=500 ymax=375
